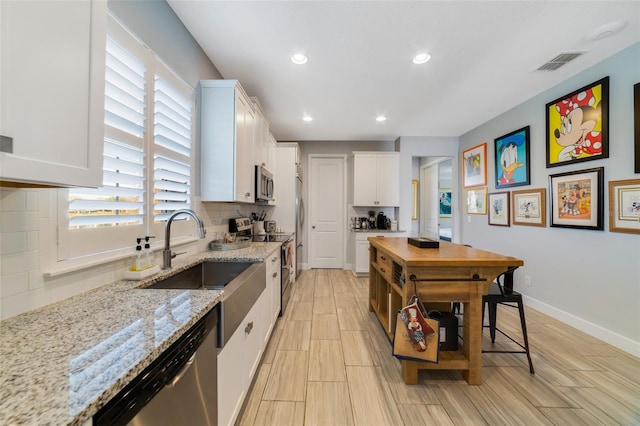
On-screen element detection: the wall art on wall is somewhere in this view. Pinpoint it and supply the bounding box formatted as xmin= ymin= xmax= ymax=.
xmin=412 ymin=179 xmax=418 ymax=220
xmin=549 ymin=167 xmax=604 ymax=230
xmin=511 ymin=188 xmax=546 ymax=227
xmin=488 ymin=192 xmax=510 ymax=226
xmin=545 ymin=77 xmax=609 ymax=168
xmin=634 ymin=82 xmax=639 ymax=173
xmin=439 ymin=189 xmax=452 ymax=218
xmin=608 ymin=178 xmax=640 ymax=234
xmin=494 ymin=126 xmax=530 ymax=188
xmin=466 ymin=187 xmax=487 ymax=214
xmin=462 ymin=143 xmax=487 ymax=188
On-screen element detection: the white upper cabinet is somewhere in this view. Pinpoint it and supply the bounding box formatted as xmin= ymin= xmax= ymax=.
xmin=199 ymin=80 xmax=255 ymax=202
xmin=353 ymin=152 xmax=400 ymax=207
xmin=0 ymin=0 xmax=107 ymax=187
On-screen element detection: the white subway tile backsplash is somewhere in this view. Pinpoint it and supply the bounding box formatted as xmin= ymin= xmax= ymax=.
xmin=25 ymin=190 xmax=39 ymax=212
xmin=1 ymin=252 xmax=29 ymax=276
xmin=28 ymin=270 xmax=44 ymax=291
xmin=1 ymin=232 xmax=27 ymax=255
xmin=0 ymin=189 xmax=26 ymax=211
xmin=1 ymin=288 xmax=49 ymax=320
xmin=0 ymin=272 xmax=28 ymax=298
xmin=27 ymin=231 xmax=38 ymax=251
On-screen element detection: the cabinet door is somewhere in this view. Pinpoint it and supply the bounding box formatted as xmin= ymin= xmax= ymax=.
xmin=244 ymin=290 xmax=265 ymax=387
xmin=218 ymin=323 xmax=245 ymax=426
xmin=355 ymin=240 xmax=371 ymax=274
xmin=0 ymin=0 xmax=106 ymax=187
xmin=269 ymin=251 xmax=282 ymax=322
xmin=353 ymin=154 xmax=378 ymax=206
xmin=235 ymin=92 xmax=255 ymax=202
xmin=376 ymin=154 xmax=400 ymax=206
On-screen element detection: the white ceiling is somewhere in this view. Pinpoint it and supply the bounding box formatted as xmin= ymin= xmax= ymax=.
xmin=167 ymin=1 xmax=640 ymax=142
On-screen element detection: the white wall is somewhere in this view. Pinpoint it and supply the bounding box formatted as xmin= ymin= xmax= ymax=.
xmin=458 ymin=43 xmax=640 ymax=355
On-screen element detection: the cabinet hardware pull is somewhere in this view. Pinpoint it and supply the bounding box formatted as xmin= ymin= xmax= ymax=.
xmin=272 ymin=257 xmax=278 ymax=262
xmin=272 ymin=272 xmax=277 ymax=278
xmin=380 ymin=256 xmax=386 ymax=260
xmin=245 ymin=321 xmax=254 ymax=334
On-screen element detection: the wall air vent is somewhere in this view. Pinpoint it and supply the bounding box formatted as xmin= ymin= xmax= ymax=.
xmin=536 ymin=52 xmax=585 ymax=72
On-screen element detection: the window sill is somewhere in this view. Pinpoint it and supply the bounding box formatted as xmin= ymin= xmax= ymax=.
xmin=44 ymin=236 xmax=198 ymax=277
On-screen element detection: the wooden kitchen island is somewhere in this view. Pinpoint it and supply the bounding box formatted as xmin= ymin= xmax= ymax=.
xmin=368 ymin=237 xmax=523 ymax=385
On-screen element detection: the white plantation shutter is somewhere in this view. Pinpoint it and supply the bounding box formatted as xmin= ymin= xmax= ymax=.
xmin=152 ymin=65 xmax=193 ymax=222
xmin=68 ymin=35 xmax=146 ymax=229
xmin=60 ymin=14 xmax=194 ymax=262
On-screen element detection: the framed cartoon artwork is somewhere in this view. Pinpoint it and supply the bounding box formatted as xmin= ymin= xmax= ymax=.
xmin=549 ymin=167 xmax=604 ymax=230
xmin=488 ymin=192 xmax=510 ymax=226
xmin=466 ymin=187 xmax=487 ymax=214
xmin=462 ymin=143 xmax=487 ymax=188
xmin=608 ymin=179 xmax=640 ymax=234
xmin=545 ymin=77 xmax=609 ymax=168
xmin=512 ymin=188 xmax=546 ymax=227
xmin=439 ymin=188 xmax=452 ymax=218
xmin=634 ymin=82 xmax=639 ymax=173
xmin=494 ymin=126 xmax=530 ymax=189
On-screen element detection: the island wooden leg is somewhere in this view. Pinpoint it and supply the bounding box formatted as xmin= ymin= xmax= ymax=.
xmin=401 ymin=360 xmax=419 ymax=385
xmin=462 ymin=285 xmax=483 ymax=385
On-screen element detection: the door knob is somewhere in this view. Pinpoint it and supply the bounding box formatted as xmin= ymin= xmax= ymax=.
xmin=312 ymin=225 xmax=316 ymax=229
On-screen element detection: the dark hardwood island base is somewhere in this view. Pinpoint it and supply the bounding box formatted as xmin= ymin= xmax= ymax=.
xmin=367 ymin=237 xmax=523 ymax=385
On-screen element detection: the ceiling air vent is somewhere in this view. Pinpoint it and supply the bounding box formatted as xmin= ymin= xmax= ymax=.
xmin=536 ymin=52 xmax=585 ymax=72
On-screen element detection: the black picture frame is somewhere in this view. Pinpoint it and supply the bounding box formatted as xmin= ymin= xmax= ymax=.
xmin=634 ymin=82 xmax=639 ymax=173
xmin=494 ymin=126 xmax=530 ymax=189
xmin=549 ymin=167 xmax=604 ymax=230
xmin=545 ymin=77 xmax=609 ymax=168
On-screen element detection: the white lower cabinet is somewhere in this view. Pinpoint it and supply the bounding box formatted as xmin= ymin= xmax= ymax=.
xmin=217 ymin=248 xmax=282 ymax=426
xmin=355 ymin=239 xmax=371 ymax=275
xmin=217 ymin=314 xmax=246 ymax=426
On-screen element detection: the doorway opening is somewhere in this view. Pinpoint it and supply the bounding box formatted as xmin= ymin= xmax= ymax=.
xmin=418 ymin=157 xmax=454 ymax=242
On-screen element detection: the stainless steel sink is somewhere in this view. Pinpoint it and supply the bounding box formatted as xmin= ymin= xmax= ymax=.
xmin=142 ymin=260 xmax=266 ymax=348
xmin=144 ymin=261 xmax=255 ymax=290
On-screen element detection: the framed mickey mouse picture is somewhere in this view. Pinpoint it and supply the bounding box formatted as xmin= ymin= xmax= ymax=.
xmin=545 ymin=77 xmax=609 ymax=168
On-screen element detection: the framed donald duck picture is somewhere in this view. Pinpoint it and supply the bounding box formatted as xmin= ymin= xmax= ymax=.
xmin=494 ymin=126 xmax=530 ymax=189
xmin=545 ymin=77 xmax=609 ymax=168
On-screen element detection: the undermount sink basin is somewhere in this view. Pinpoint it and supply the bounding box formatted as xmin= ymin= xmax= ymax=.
xmin=143 ymin=261 xmax=255 ymax=290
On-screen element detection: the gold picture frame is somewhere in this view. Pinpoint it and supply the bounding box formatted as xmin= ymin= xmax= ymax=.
xmin=512 ymin=188 xmax=546 ymax=227
xmin=466 ymin=187 xmax=487 ymax=214
xmin=608 ymin=178 xmax=640 ymax=234
xmin=411 ymin=179 xmax=418 ymax=220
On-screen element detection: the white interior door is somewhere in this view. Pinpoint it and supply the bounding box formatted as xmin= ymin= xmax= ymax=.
xmin=309 ymin=156 xmax=345 ymax=269
xmin=421 ymin=164 xmax=439 ymax=239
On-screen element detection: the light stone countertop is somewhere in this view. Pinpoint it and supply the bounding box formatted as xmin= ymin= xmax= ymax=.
xmin=0 ymin=242 xmax=281 ymax=426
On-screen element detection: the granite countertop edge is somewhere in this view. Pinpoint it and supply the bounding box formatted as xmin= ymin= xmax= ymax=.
xmin=0 ymin=242 xmax=281 ymax=426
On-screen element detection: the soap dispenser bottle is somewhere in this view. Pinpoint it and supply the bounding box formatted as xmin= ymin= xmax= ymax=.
xmin=134 ymin=238 xmax=145 ymax=271
xmin=143 ymin=236 xmax=155 ymax=269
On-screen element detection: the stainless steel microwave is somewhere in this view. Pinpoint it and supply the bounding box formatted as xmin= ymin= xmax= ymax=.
xmin=255 ymin=165 xmax=274 ymax=202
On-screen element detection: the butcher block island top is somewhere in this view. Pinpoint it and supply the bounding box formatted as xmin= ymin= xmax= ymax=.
xmin=367 ymin=237 xmax=523 ymax=385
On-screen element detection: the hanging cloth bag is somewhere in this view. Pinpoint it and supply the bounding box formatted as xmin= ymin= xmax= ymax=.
xmin=392 ymin=294 xmax=440 ymax=363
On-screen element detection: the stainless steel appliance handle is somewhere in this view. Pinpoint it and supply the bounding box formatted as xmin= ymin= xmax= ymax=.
xmin=299 ymin=199 xmax=305 ymax=225
xmin=168 ymin=353 xmax=196 ymax=387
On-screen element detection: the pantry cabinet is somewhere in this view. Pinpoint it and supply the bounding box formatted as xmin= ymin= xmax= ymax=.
xmin=353 ymin=152 xmax=400 ymax=206
xmin=0 ymin=0 xmax=107 ymax=187
xmin=199 ymin=80 xmax=255 ymax=202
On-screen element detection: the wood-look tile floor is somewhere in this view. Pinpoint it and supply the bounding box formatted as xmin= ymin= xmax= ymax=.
xmin=237 ymin=269 xmax=640 ymax=426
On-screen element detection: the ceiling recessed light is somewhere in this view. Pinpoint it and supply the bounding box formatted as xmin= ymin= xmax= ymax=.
xmin=413 ymin=53 xmax=431 ymax=64
xmin=291 ymin=53 xmax=308 ymax=65
xmin=376 ymin=116 xmax=387 ymax=122
xmin=302 ymin=116 xmax=313 ymax=122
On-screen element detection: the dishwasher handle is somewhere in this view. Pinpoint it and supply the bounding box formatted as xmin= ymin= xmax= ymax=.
xmin=168 ymin=352 xmax=196 ymax=387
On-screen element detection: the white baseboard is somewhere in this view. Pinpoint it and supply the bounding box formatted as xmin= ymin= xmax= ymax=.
xmin=523 ymin=295 xmax=640 ymax=357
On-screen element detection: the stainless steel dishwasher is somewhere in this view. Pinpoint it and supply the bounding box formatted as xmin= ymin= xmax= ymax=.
xmin=94 ymin=306 xmax=219 ymax=425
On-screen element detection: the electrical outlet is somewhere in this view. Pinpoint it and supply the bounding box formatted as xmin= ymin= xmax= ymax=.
xmin=524 ymin=275 xmax=532 ymax=286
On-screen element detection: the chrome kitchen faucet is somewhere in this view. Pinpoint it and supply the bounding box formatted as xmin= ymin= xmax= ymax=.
xmin=162 ymin=209 xmax=207 ymax=269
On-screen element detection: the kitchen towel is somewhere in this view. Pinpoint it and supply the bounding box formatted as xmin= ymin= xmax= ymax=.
xmin=392 ymin=295 xmax=440 ymax=363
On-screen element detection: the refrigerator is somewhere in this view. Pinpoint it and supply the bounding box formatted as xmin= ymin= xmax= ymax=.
xmin=295 ymin=163 xmax=304 ymax=278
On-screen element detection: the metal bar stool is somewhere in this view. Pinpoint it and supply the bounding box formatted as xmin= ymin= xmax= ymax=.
xmin=482 ymin=266 xmax=535 ymax=374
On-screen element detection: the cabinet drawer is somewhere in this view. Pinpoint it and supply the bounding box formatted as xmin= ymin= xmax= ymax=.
xmin=376 ymin=252 xmax=393 ymax=283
